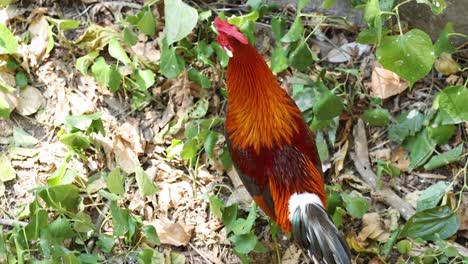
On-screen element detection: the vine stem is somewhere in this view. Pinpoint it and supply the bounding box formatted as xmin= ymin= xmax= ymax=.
xmin=393 ymin=0 xmax=412 ymax=36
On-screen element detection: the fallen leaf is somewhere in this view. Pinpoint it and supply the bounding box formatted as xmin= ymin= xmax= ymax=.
xmin=334 ymin=140 xmax=349 ymax=175
xmin=282 ymin=244 xmax=302 ymax=264
xmin=371 ymin=63 xmax=409 ymax=99
xmin=358 ymin=213 xmax=390 ymax=243
xmin=370 ymin=148 xmax=391 ymax=161
xmin=0 ymin=154 xmax=16 ymax=182
xmin=21 ymin=12 xmax=49 ymax=66
xmin=391 ymin=147 xmax=410 ymax=171
xmin=327 ymin=42 xmax=371 ymax=63
xmin=15 ymin=86 xmax=44 ymax=116
xmin=434 ymin=52 xmax=459 ymax=75
xmin=152 ymin=218 xmax=194 ymax=246
xmin=75 ymin=24 xmax=118 ymax=52
xmin=113 ymin=135 xmax=139 ymax=174
xmin=117 ymin=118 xmax=145 ymax=154
xmin=226 ymin=187 xmax=252 ymax=206
xmin=131 ymin=40 xmax=160 ymax=70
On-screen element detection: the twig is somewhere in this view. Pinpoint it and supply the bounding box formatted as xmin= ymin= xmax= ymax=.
xmin=0 ymin=218 xmax=28 ymax=227
xmin=352 ymin=119 xmax=415 ymax=219
xmin=188 ymin=243 xmax=223 ymax=264
xmin=351 ymin=119 xmax=468 ymax=257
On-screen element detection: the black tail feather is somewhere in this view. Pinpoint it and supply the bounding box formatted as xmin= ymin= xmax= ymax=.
xmin=291 ymin=203 xmax=351 ymax=264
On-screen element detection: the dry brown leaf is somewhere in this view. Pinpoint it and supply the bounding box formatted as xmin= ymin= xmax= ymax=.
xmin=327 ymin=42 xmax=371 ymax=63
xmin=117 ymin=118 xmax=145 ymax=154
xmin=153 ymin=218 xmax=194 ymax=246
xmin=16 ymin=86 xmax=43 ymax=116
xmin=113 ymin=135 xmax=139 ymax=174
xmin=19 ymin=13 xmax=49 ymax=67
xmin=370 ymin=148 xmax=391 ymax=161
xmin=334 ymin=140 xmax=349 ymax=175
xmin=434 ymin=52 xmax=459 ymax=75
xmin=75 ymin=24 xmax=118 ymax=52
xmin=446 ymin=74 xmax=464 ymax=86
xmin=158 ymin=181 xmax=193 ymax=211
xmin=358 ymin=213 xmax=390 ymax=242
xmin=131 ymin=40 xmax=160 ymax=70
xmin=0 ymin=90 xmax=18 ymax=113
xmin=391 ymin=147 xmax=410 ymax=171
xmin=371 ymin=63 xmax=409 ymax=99
xmin=282 ymin=244 xmax=302 ymax=264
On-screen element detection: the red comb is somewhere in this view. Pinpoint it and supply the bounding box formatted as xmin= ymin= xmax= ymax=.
xmin=214 ymin=17 xmax=248 ymax=44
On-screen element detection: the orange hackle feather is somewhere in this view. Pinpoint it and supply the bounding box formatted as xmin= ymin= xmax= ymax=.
xmin=215 ymin=17 xmax=326 ymax=232
xmin=215 ymin=17 xmax=351 ymax=263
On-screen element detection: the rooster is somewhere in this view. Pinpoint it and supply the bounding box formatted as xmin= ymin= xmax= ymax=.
xmin=214 ymin=17 xmax=351 ymax=263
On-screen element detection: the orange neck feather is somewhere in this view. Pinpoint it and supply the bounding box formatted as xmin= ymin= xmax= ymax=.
xmin=225 ymin=42 xmax=302 ymax=153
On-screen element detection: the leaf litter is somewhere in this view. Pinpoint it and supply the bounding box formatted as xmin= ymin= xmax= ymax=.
xmin=0 ymin=1 xmax=466 ymax=263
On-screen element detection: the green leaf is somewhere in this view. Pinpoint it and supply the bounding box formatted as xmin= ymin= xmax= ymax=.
xmin=188 ymin=98 xmax=209 ymax=119
xmin=181 ymin=138 xmax=198 ymax=160
xmin=270 ymin=46 xmax=288 ymax=73
xmin=135 ymin=69 xmax=155 ymax=90
xmin=0 ymin=23 xmax=18 ymax=54
xmin=199 ymin=10 xmax=212 ymax=21
xmin=416 ymin=181 xmax=449 ymax=211
xmin=44 ymin=217 xmax=74 ymax=242
xmin=313 ymin=88 xmax=344 ymax=120
xmin=209 ymin=195 xmax=224 ymax=219
xmin=396 ymin=240 xmax=412 ymax=254
xmin=108 ymin=38 xmax=131 ymax=64
xmin=76 ymin=51 xmax=99 ymax=76
xmin=364 ymin=0 xmax=380 ymax=25
xmin=222 ymin=203 xmax=238 ymax=234
xmin=204 ymin=131 xmax=218 ymax=159
xmin=433 ymin=86 xmax=468 ymax=124
xmin=65 ymin=112 xmax=105 ymax=135
xmin=211 ymin=42 xmax=229 ymax=68
xmin=316 ymin=131 xmax=329 ymax=162
xmin=135 ymin=165 xmax=158 ymax=196
xmin=164 ymin=0 xmax=198 ymax=45
xmin=48 ymin=18 xmax=80 ymax=30
xmin=143 ymin=225 xmax=160 ymax=245
xmin=322 ymin=0 xmax=337 ymax=8
xmin=229 ymin=233 xmax=258 ymax=254
xmin=37 ymin=184 xmax=80 ymax=211
xmin=281 ymin=17 xmax=303 ymax=43
xmin=220 ymin=147 xmax=233 ymax=170
xmin=108 ymin=67 xmax=121 ymax=92
xmin=404 ymin=129 xmax=436 ymax=171
xmin=362 ymin=108 xmax=390 ymax=126
xmin=376 ymin=29 xmax=435 ymax=87
xmin=193 ymin=40 xmax=214 ymax=65
xmin=228 ymin=11 xmax=259 ymax=29
xmin=110 ymin=201 xmax=129 ymax=236
xmin=342 ymin=192 xmax=368 ymax=218
xmin=122 ymin=27 xmax=138 ymax=46
xmin=419 ymin=0 xmax=447 ymax=14
xmin=271 ymin=17 xmax=285 ymax=41
xmin=427 ymin=124 xmax=455 ymax=144
xmin=388 ymin=110 xmax=424 ymax=144
xmin=13 ymin=127 xmax=38 ymax=147
xmin=96 ymin=234 xmax=114 ymax=253
xmin=73 ymin=212 xmax=94 ymax=233
xmin=59 ymin=132 xmax=90 ymax=150
xmin=106 ymin=168 xmax=125 ymax=195
xmin=25 ymin=208 xmax=47 ymax=239
xmin=136 ymin=7 xmax=156 ymax=36
xmin=160 ymin=42 xmax=184 ymax=79
xmin=188 ymin=68 xmax=211 ymax=89
xmin=0 ymin=154 xmax=16 ymax=182
xmin=424 ymin=144 xmax=464 ymax=170
xmin=91 ymin=57 xmax=111 ymax=88
xmin=400 ymin=205 xmax=459 ymax=240
xmin=288 ymin=41 xmax=315 ymax=71
xmin=15 ymin=72 xmax=28 ymax=88
xmin=434 ymin=23 xmax=456 ymax=56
